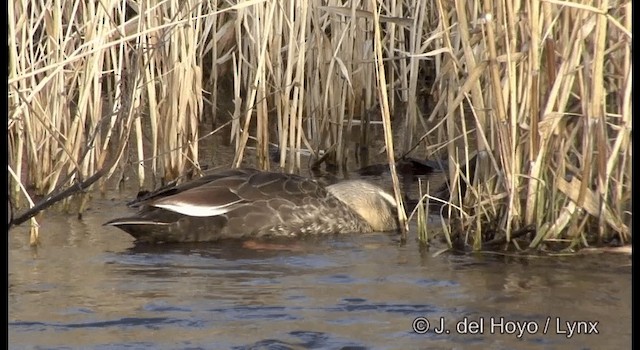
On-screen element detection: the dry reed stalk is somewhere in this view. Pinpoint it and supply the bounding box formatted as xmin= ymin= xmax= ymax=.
xmin=139 ymin=1 xmax=160 ymax=187
xmin=254 ymin=3 xmax=269 ymax=170
xmin=402 ymin=0 xmax=426 ymax=153
xmin=416 ymin=178 xmax=429 ymax=245
xmin=278 ymin=0 xmax=309 ymax=172
xmin=371 ymin=0 xmax=407 ymax=236
xmin=232 ymin=1 xmax=276 ymax=168
xmin=479 ymin=4 xmax=517 ymax=242
xmin=333 ymin=2 xmax=358 ymax=169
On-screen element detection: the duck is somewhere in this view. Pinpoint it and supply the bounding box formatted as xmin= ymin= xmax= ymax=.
xmin=356 ymin=157 xmax=446 ymax=177
xmin=357 ymin=154 xmax=479 ymax=212
xmin=104 ymin=168 xmax=400 ymax=243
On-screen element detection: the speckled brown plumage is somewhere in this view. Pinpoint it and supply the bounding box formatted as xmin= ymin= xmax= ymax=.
xmin=105 ymin=168 xmax=399 ymax=243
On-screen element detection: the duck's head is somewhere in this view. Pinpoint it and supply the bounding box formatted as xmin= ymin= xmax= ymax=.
xmin=326 ymin=180 xmax=399 ymax=231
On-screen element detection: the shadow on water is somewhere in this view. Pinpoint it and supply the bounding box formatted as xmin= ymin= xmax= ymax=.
xmin=108 ymin=233 xmax=404 ymax=282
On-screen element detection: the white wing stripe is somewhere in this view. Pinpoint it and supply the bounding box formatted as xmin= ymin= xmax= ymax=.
xmin=153 ymin=200 xmax=241 ymax=217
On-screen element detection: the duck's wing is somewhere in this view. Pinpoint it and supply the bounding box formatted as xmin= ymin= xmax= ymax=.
xmin=128 ymin=168 xmax=260 ymax=208
xmin=234 ymin=171 xmax=327 ymax=202
xmin=148 ymin=171 xmax=328 ymax=217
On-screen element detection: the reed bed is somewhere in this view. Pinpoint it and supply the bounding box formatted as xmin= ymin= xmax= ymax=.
xmin=8 ymin=0 xmax=631 ymax=252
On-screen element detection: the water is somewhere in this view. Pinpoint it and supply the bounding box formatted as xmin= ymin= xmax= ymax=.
xmin=8 ymin=193 xmax=631 ymax=349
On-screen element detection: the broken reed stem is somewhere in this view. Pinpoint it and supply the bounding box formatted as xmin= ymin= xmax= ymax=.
xmin=8 ymin=165 xmax=39 ymax=245
xmin=416 ymin=178 xmax=429 ymax=245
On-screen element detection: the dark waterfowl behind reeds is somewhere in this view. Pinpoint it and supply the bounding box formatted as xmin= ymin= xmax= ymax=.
xmin=105 ymin=168 xmax=399 ymax=243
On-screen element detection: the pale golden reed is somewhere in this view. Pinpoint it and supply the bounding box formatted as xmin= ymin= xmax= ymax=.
xmin=8 ymin=0 xmax=631 ymax=250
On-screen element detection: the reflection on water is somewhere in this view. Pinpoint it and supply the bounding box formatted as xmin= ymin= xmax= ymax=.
xmin=9 ymin=194 xmax=631 ymax=350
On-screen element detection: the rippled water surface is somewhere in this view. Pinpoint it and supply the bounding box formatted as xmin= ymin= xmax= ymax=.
xmin=9 ymin=194 xmax=631 ymax=349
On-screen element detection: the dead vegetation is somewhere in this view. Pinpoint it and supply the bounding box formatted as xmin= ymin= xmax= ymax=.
xmin=8 ymin=0 xmax=631 ymax=251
